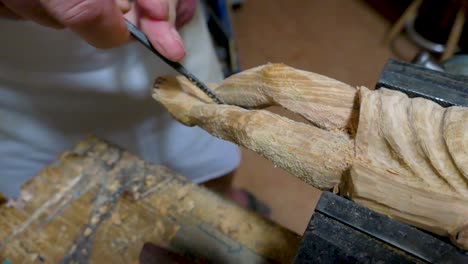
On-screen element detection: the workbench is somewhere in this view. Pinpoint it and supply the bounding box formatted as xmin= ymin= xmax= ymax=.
xmin=0 ymin=136 xmax=299 ymax=263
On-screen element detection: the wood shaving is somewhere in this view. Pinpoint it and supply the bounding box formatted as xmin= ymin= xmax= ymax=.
xmin=111 ymin=213 xmax=122 ymax=226
xmin=84 ymin=228 xmax=92 ymax=237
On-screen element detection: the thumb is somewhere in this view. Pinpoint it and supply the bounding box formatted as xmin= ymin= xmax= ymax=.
xmin=40 ymin=0 xmax=129 ymax=49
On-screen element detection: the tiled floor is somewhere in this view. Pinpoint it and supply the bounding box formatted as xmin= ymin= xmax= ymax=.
xmin=229 ymin=0 xmax=418 ymax=235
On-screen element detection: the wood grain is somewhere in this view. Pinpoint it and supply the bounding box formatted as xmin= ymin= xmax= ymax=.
xmin=0 ymin=136 xmax=300 ymax=263
xmin=153 ymin=64 xmax=468 ymax=250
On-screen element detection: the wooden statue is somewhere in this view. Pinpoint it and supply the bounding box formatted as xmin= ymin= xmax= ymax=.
xmin=152 ymin=64 xmax=468 ymax=251
xmin=0 ymin=136 xmax=300 ymax=263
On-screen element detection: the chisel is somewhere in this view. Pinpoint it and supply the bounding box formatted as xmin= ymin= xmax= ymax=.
xmin=124 ymin=19 xmax=225 ymax=104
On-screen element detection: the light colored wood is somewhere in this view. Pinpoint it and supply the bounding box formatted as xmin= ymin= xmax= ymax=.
xmin=214 ymin=64 xmax=359 ymax=132
xmin=441 ymin=7 xmax=465 ymax=61
xmin=346 ymin=87 xmax=468 ymax=249
xmin=0 ymin=136 xmax=301 ymax=263
xmin=153 ymin=66 xmax=355 ymax=190
xmin=384 ymin=0 xmax=423 ymax=45
xmin=153 ymin=63 xmax=468 ymax=250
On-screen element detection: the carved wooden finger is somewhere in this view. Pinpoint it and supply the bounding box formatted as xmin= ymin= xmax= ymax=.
xmin=346 ymin=87 xmax=468 ymax=250
xmin=153 ymin=78 xmax=354 ymax=190
xmin=0 ymin=137 xmax=300 ymax=263
xmin=215 ymin=64 xmax=359 ymax=132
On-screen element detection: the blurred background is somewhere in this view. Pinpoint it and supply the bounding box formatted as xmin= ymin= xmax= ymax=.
xmin=203 ymin=0 xmax=468 ymax=235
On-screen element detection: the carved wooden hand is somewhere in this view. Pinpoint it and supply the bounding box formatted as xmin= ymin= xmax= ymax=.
xmin=152 ymin=64 xmax=468 ymax=250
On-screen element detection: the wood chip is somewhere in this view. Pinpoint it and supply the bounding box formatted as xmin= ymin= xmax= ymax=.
xmin=107 ymin=181 xmax=121 ymax=193
xmin=20 ymin=190 xmax=33 ymax=202
xmin=99 ymin=205 xmax=108 ymax=214
xmin=176 ymin=186 xmax=191 ymax=200
xmin=145 ymin=176 xmax=155 ymax=187
xmin=111 ymin=213 xmax=122 ymax=225
xmin=90 ymin=215 xmax=100 ymax=225
xmin=84 ymin=227 xmax=92 ymax=237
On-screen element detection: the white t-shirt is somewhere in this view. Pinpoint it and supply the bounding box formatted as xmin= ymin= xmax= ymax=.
xmin=0 ymin=5 xmax=240 ymax=198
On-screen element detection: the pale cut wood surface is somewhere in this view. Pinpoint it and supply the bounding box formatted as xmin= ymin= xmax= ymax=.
xmin=347 ymin=87 xmax=468 ymax=249
xmin=152 ymin=64 xmax=468 ymax=250
xmin=0 ymin=136 xmax=301 ymax=263
xmin=153 ymin=68 xmax=355 ymax=190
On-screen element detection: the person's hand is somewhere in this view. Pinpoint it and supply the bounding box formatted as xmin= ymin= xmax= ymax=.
xmin=136 ymin=0 xmax=197 ymax=61
xmin=0 ymin=0 xmax=196 ymax=61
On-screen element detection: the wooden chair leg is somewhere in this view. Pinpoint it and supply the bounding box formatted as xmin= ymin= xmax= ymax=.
xmin=441 ymin=6 xmax=466 ymax=61
xmin=384 ymin=0 xmax=424 ymax=45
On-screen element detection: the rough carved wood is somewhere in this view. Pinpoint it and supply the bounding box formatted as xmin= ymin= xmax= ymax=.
xmin=0 ymin=136 xmax=300 ymax=263
xmin=152 ymin=64 xmax=468 ymax=251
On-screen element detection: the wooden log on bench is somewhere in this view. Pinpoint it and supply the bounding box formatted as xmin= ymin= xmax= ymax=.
xmin=0 ymin=136 xmax=300 ymax=263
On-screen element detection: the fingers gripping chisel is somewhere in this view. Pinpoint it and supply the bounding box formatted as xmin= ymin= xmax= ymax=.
xmin=124 ymin=19 xmax=226 ymax=105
